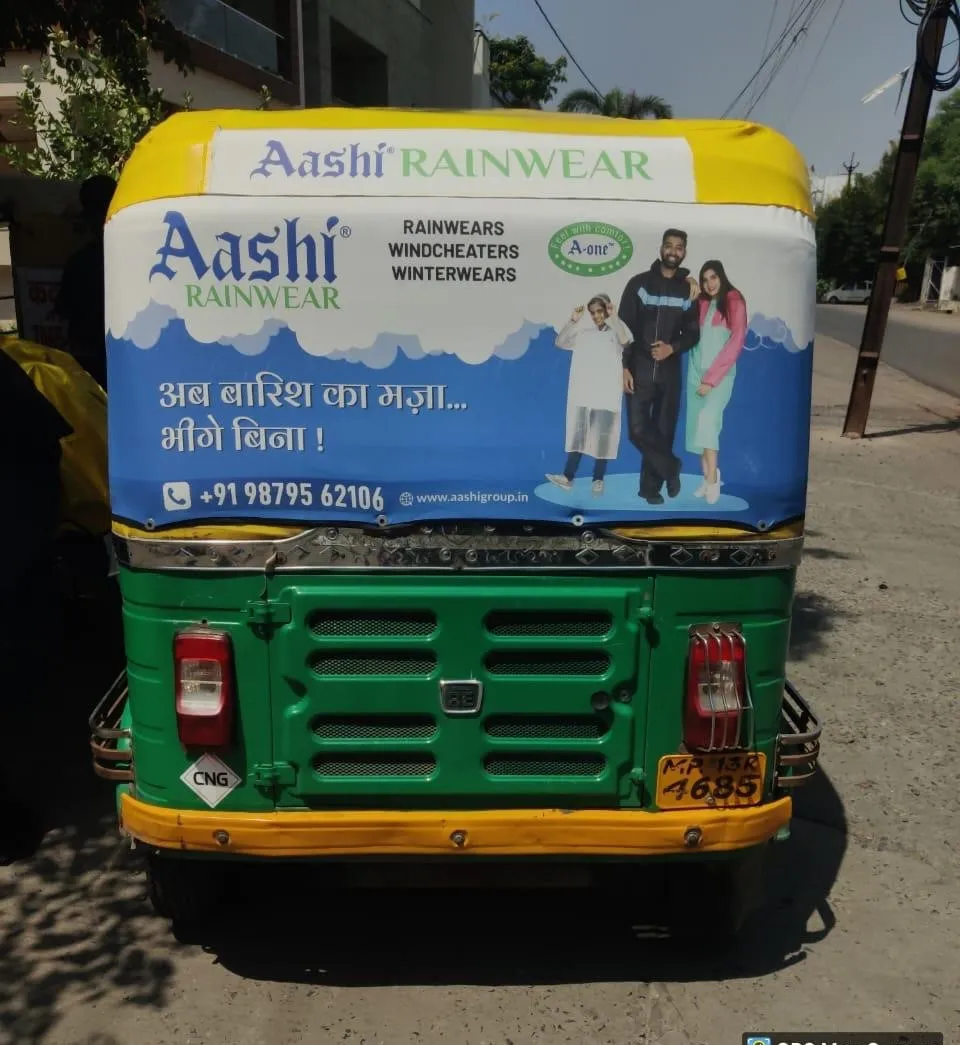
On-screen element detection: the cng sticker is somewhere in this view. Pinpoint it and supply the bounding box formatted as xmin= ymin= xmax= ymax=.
xmin=180 ymin=753 xmax=241 ymax=808
xmin=548 ymin=221 xmax=634 ymax=277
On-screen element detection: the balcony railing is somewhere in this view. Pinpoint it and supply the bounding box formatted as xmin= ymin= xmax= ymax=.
xmin=164 ymin=0 xmax=284 ymax=76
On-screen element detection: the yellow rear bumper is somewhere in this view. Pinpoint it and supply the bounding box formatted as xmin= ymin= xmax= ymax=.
xmin=119 ymin=793 xmax=792 ymax=858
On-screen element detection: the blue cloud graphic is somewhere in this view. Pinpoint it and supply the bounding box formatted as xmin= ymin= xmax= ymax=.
xmin=746 ymin=312 xmax=806 ymax=353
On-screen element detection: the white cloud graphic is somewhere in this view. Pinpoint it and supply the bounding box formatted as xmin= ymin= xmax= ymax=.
xmin=220 ymin=318 xmax=285 ymax=356
xmin=326 ymin=333 xmax=428 ymax=369
xmin=105 ymin=196 xmax=815 ymax=364
xmin=119 ymin=301 xmax=178 ymax=349
xmin=494 ymin=321 xmax=550 ymax=361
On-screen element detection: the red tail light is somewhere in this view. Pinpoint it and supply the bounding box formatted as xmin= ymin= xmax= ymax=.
xmin=683 ymin=624 xmax=749 ymax=752
xmin=174 ymin=628 xmax=234 ymax=748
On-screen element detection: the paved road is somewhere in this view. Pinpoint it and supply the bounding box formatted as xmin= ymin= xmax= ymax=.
xmin=816 ymin=303 xmax=960 ymax=399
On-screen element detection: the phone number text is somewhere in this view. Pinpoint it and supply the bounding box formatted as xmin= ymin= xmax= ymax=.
xmin=202 ymin=481 xmax=385 ymax=511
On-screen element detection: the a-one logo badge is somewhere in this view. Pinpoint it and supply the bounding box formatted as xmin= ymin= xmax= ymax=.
xmin=548 ymin=221 xmax=634 ymax=277
xmin=180 ymin=753 xmax=241 ymax=808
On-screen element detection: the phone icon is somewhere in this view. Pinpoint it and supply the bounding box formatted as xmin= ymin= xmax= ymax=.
xmin=162 ymin=482 xmax=192 ymax=512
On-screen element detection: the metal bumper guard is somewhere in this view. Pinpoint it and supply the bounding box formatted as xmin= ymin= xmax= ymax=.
xmin=91 ymin=680 xmax=822 ymax=858
xmin=118 ymin=794 xmax=795 ymax=858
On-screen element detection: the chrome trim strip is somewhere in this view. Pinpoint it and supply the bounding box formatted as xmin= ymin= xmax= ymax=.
xmin=114 ymin=525 xmax=803 ymax=573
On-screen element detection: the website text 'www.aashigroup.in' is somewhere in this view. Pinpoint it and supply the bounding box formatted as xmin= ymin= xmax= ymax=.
xmin=398 ymin=490 xmax=530 ymax=508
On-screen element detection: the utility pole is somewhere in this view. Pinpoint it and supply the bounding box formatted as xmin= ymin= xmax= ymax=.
xmin=842 ymin=1 xmax=951 ymax=438
xmin=842 ymin=152 xmax=860 ymax=188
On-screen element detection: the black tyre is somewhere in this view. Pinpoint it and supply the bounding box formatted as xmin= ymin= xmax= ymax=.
xmin=827 ymin=295 xmax=839 ymax=304
xmin=146 ymin=854 xmax=225 ymax=924
xmin=662 ymin=846 xmax=767 ymax=941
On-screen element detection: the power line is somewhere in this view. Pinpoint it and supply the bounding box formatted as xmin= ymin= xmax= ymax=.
xmin=748 ymin=0 xmax=782 ymax=109
xmin=842 ymin=151 xmax=861 ymax=187
xmin=721 ymin=0 xmax=822 ymax=117
xmin=530 ymin=0 xmax=604 ymax=97
xmin=901 ymin=0 xmax=960 ymax=92
xmin=782 ymin=0 xmax=849 ymax=128
xmin=743 ymin=0 xmax=828 ymax=119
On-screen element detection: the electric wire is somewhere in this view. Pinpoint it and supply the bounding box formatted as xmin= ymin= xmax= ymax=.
xmin=728 ymin=0 xmax=819 ymax=116
xmin=781 ymin=0 xmax=849 ymax=127
xmin=721 ymin=0 xmax=823 ymax=117
xmin=901 ymin=0 xmax=960 ymax=90
xmin=530 ymin=0 xmax=604 ymax=97
xmin=746 ymin=0 xmax=828 ymax=117
xmin=742 ymin=0 xmax=829 ymax=120
xmin=747 ymin=0 xmax=781 ymax=110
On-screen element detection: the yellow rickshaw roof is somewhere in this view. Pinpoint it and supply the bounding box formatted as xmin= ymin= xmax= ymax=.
xmin=109 ymin=108 xmax=813 ymax=219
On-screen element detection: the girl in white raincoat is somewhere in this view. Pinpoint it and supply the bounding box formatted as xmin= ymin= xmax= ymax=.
xmin=546 ymin=294 xmax=634 ymax=496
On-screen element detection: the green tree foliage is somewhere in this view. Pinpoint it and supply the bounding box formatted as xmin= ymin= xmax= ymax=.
xmin=0 ymin=29 xmax=270 ymax=181
xmin=488 ymin=33 xmax=567 ymax=108
xmin=816 ymin=90 xmax=960 ymax=284
xmin=907 ymin=91 xmax=960 ymax=261
xmin=558 ymin=88 xmax=673 ymax=119
xmin=0 ymin=0 xmax=185 ymax=95
xmin=815 ymin=175 xmax=886 ymax=284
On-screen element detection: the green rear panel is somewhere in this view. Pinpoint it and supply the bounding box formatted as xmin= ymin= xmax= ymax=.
xmin=120 ymin=570 xmax=275 ymax=812
xmin=268 ymin=575 xmax=653 ymax=809
xmin=118 ymin=565 xmax=795 ymax=814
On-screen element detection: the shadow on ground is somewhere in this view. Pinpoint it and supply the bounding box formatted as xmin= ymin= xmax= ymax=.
xmin=172 ymin=764 xmax=846 ymax=988
xmin=789 ymin=589 xmax=849 ymax=661
xmin=862 ymin=417 xmax=960 ymax=440
xmin=0 ymin=573 xmax=178 ymax=1045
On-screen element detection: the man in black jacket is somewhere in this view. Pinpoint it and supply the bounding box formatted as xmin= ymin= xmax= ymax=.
xmin=618 ymin=228 xmax=700 ymax=504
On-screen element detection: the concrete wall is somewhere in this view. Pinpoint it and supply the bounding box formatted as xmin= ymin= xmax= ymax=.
xmin=422 ymin=0 xmax=475 ymax=109
xmin=148 ymin=52 xmax=290 ymax=109
xmin=472 ymin=28 xmax=501 ymax=109
xmin=303 ymin=0 xmax=475 ymax=108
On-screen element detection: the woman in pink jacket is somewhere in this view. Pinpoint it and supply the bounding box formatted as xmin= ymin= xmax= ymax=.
xmin=685 ymin=260 xmax=748 ymax=504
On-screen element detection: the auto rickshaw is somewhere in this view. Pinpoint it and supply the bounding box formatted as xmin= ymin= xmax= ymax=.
xmin=91 ymin=107 xmax=822 ymax=935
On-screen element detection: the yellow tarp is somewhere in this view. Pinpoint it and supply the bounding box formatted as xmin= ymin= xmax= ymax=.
xmin=1 ymin=336 xmax=110 ymax=536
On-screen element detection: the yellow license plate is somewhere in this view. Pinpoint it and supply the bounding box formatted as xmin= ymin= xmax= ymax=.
xmin=655 ymin=752 xmax=766 ymax=810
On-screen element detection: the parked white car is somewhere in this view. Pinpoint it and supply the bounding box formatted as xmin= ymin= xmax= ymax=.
xmin=824 ymin=281 xmax=872 ymax=304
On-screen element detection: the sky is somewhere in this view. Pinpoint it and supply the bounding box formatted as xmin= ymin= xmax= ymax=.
xmin=475 ymin=0 xmax=956 ymax=176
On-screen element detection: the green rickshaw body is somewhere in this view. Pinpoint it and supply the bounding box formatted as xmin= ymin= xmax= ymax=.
xmin=92 ymin=107 xmax=821 ymax=925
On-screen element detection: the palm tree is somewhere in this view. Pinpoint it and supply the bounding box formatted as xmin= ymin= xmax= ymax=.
xmin=557 ymin=88 xmax=673 ymax=120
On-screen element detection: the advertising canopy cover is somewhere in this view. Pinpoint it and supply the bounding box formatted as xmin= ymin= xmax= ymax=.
xmin=105 ymin=109 xmax=815 ymax=540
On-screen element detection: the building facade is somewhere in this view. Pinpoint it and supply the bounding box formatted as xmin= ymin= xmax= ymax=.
xmin=154 ymin=0 xmax=477 ymax=110
xmin=1 ymin=0 xmax=479 ymax=330
xmin=809 ymin=173 xmax=848 ymax=210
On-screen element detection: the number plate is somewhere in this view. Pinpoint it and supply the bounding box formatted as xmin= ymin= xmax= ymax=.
xmin=655 ymin=752 xmax=766 ymax=810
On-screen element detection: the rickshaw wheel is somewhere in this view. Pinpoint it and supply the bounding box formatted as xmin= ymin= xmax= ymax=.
xmin=663 ymin=846 xmax=767 ymax=941
xmin=146 ymin=853 xmax=225 ymax=924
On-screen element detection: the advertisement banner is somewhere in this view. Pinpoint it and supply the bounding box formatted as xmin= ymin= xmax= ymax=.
xmin=13 ymin=267 xmax=69 ymax=350
xmin=206 ymin=129 xmax=698 ymax=202
xmin=105 ymin=189 xmax=815 ymax=532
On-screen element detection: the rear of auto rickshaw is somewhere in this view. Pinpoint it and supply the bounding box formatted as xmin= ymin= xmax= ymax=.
xmin=91 ymin=108 xmax=822 ymax=935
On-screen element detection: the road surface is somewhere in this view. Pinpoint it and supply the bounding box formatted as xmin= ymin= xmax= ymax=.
xmin=816 ymin=303 xmax=960 ymax=399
